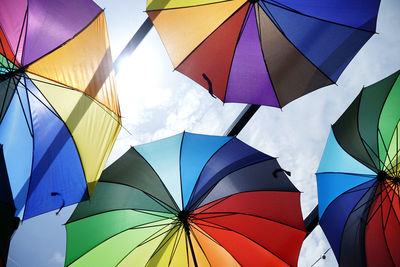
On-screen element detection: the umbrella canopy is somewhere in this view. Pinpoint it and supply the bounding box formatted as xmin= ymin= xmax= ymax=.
xmin=65 ymin=132 xmax=306 ymax=266
xmin=146 ymin=0 xmax=381 ymax=107
xmin=0 ymin=0 xmax=121 ymax=220
xmin=317 ymin=70 xmax=400 ymax=266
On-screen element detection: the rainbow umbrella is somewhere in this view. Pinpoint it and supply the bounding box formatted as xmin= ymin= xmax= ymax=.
xmin=146 ymin=0 xmax=381 ymax=107
xmin=317 ymin=70 xmax=400 ymax=266
xmin=65 ymin=132 xmax=306 ymax=266
xmin=0 ymin=0 xmax=121 ymax=220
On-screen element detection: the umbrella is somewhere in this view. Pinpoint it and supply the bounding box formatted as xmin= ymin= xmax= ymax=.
xmin=0 ymin=0 xmax=121 ymax=220
xmin=65 ymin=132 xmax=306 ymax=266
xmin=0 ymin=145 xmax=19 ymax=267
xmin=317 ymin=70 xmax=400 ymax=266
xmin=146 ymin=0 xmax=381 ymax=107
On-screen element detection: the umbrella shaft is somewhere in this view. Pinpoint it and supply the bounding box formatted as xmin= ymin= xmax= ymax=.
xmin=185 ymin=227 xmax=198 ymax=267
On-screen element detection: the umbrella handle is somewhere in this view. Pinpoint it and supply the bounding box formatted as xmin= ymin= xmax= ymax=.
xmin=50 ymin=192 xmax=65 ymax=215
xmin=272 ymin=168 xmax=291 ymax=177
xmin=202 ymin=73 xmax=216 ymax=99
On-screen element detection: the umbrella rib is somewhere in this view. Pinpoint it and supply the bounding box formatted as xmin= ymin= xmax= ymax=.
xmin=67 ymin=204 xmax=176 ymax=224
xmin=24 ymin=72 xmax=122 ymax=126
xmin=18 ymin=74 xmax=68 ymax=123
xmin=366 ymin=184 xmax=391 ymax=225
xmin=132 ymin=209 xmax=177 ymax=220
xmin=187 ymin=224 xmax=212 ymax=266
xmin=0 ymin=58 xmax=10 ymax=70
xmin=320 ymin=179 xmax=377 ymax=220
xmin=179 ymin=132 xmax=185 ymax=210
xmin=193 ymin=218 xmax=292 ymax=266
xmin=0 ymin=76 xmax=17 ymax=122
xmin=333 ymin=181 xmax=378 ymax=262
xmin=114 ymin=223 xmax=177 ymax=266
xmin=134 ymin=222 xmax=178 ymax=248
xmin=382 ymin=184 xmax=396 ymax=231
xmin=372 ymin=75 xmax=400 ymax=172
xmin=379 ymin=186 xmax=396 ymax=266
xmin=222 ymin=2 xmax=252 ymax=103
xmin=193 ymin=211 xmax=306 ymax=232
xmin=350 ymin=182 xmax=385 ymax=217
xmin=12 ymin=5 xmax=28 ymax=67
xmin=254 ymin=4 xmax=283 ymax=108
xmin=0 ymin=41 xmax=13 ymax=69
xmin=259 ymin=2 xmax=284 ymax=33
xmin=262 ymin=0 xmax=376 ymax=34
xmin=341 ymin=184 xmax=379 ymax=196
xmin=16 ymin=74 xmax=71 ymax=120
xmin=360 ymin=134 xmax=390 ymax=172
xmin=0 ymin=33 xmax=13 ymax=70
xmin=184 ymin=230 xmax=190 ymax=267
xmin=22 ymin=10 xmax=104 ymax=70
xmin=317 ymin=171 xmax=375 ymax=177
xmin=397 ymin=125 xmax=399 ymax=175
xmin=173 ymin=1 xmax=248 ymax=72
xmin=20 ymin=76 xmax=36 ymax=134
xmin=146 ymin=0 xmax=234 ymax=12
xmin=14 ymin=80 xmax=34 ymax=136
xmin=382 ymin=122 xmax=400 ymax=177
xmin=388 ymin=183 xmax=400 ymax=225
xmin=67 ymin=220 xmax=176 ymax=266
xmin=190 ymin=223 xmax=241 ymax=265
xmin=168 ymin=226 xmax=184 ymax=266
xmin=195 ymin=195 xmax=231 ymax=214
xmin=378 ymin=128 xmax=397 ymax=172
xmin=354 ymin=90 xmax=382 ymax=172
xmin=194 ymin=189 xmax=298 ymax=215
xmin=130 ymin=146 xmax=180 ymax=211
xmin=190 ymin=157 xmax=280 ymax=210
xmin=145 ymin=224 xmax=181 ymax=266
xmin=99 ymin=180 xmax=179 ymax=214
xmin=186 ymin=137 xmax=235 ymax=209
xmin=257 ymin=1 xmax=365 ymax=89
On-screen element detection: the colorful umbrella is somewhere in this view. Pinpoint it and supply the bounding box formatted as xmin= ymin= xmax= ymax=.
xmin=0 ymin=0 xmax=121 ymax=220
xmin=146 ymin=0 xmax=381 ymax=107
xmin=317 ymin=70 xmax=400 ymax=266
xmin=65 ymin=132 xmax=306 ymax=266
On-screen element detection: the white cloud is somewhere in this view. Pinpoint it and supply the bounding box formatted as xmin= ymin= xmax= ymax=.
xmin=50 ymin=252 xmax=65 ymax=264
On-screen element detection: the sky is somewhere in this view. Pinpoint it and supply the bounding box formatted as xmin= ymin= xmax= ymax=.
xmin=7 ymin=0 xmax=400 ymax=266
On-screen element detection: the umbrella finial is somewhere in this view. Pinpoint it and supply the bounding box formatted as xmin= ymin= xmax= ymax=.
xmin=376 ymin=171 xmax=389 ymax=182
xmin=178 ymin=210 xmax=190 ymax=230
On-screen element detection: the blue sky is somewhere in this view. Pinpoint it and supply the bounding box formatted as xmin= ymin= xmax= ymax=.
xmin=7 ymin=0 xmax=400 ymax=266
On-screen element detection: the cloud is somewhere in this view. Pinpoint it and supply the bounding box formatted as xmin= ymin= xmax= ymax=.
xmin=50 ymin=252 xmax=65 ymax=264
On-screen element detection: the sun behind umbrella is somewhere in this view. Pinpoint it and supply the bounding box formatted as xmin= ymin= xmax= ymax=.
xmin=65 ymin=132 xmax=306 ymax=266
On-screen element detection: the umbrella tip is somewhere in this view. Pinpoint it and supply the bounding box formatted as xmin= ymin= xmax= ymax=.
xmin=178 ymin=210 xmax=191 ymax=232
xmin=376 ymin=171 xmax=389 ymax=182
